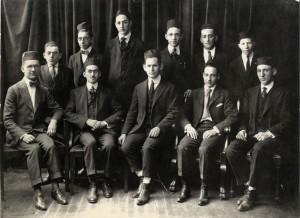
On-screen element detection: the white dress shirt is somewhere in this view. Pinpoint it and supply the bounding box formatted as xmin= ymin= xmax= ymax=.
xmin=119 ymin=32 xmax=132 ymax=44
xmin=86 ymin=81 xmax=98 ymax=91
xmin=48 ymin=63 xmax=58 ymax=78
xmin=241 ymin=52 xmax=254 ymax=71
xmin=168 ymin=45 xmax=180 ymax=55
xmin=23 ymin=77 xmax=36 ymax=109
xmin=81 ymin=46 xmax=92 ymax=63
xmin=261 ymin=81 xmax=274 ymax=94
xmin=203 ymin=47 xmax=216 ymax=63
xmin=148 ymin=75 xmax=161 ymax=90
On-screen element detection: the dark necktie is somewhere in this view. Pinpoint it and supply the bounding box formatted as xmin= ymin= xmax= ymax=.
xmin=149 ymin=81 xmax=155 ymax=107
xmin=81 ymin=50 xmax=89 ymax=55
xmin=246 ymin=55 xmax=251 ymax=73
xmin=171 ymin=48 xmax=178 ymax=62
xmin=120 ymin=37 xmax=127 ymax=51
xmin=202 ymin=88 xmax=212 ymax=119
xmin=261 ymin=87 xmax=267 ymax=101
xmin=49 ymin=65 xmax=56 ymax=81
xmin=29 ymin=80 xmax=38 ymax=87
xmin=89 ymin=86 xmax=97 ymax=102
xmin=207 ymin=50 xmax=212 ymax=63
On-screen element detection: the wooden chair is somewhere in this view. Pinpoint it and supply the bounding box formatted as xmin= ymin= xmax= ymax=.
xmin=0 ymin=120 xmax=70 ymax=192
xmin=65 ymin=121 xmax=129 ymax=194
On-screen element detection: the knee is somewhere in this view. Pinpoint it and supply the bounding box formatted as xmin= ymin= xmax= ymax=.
xmin=27 ymin=144 xmax=41 ymax=156
xmin=142 ymin=143 xmax=155 ymax=154
xmin=102 ymin=140 xmax=117 ymax=151
xmin=198 ymin=145 xmax=209 ymax=155
xmin=177 ymin=142 xmax=187 ymax=155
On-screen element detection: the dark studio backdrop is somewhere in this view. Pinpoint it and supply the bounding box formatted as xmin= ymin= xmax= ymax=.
xmin=1 ymin=0 xmax=299 ymax=196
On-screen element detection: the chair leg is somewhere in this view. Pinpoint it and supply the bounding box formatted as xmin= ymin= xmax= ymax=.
xmin=219 ymin=151 xmax=227 ymax=200
xmin=70 ymin=153 xmax=76 ymax=195
xmin=275 ymin=166 xmax=281 ymax=203
xmin=123 ymin=160 xmax=129 ymax=193
xmin=230 ymin=173 xmax=235 ymax=198
xmin=64 ymin=151 xmax=70 ymax=192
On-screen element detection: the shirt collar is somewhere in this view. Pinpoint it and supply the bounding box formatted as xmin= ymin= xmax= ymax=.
xmin=261 ymin=81 xmax=274 ymax=93
xmin=47 ymin=63 xmax=59 ymax=68
xmin=119 ymin=32 xmax=131 ymax=43
xmin=168 ymin=45 xmax=180 ymax=55
xmin=81 ymin=46 xmax=92 ymax=54
xmin=204 ymin=47 xmax=216 ymax=56
xmin=23 ymin=77 xmax=37 ymax=88
xmin=241 ymin=52 xmax=254 ymax=60
xmin=86 ymin=82 xmax=98 ymax=91
xmin=204 ymin=84 xmax=216 ymax=93
xmin=148 ymin=74 xmax=161 ymax=85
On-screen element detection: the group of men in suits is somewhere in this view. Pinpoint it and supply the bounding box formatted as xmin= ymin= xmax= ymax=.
xmin=3 ymin=9 xmax=292 ymax=213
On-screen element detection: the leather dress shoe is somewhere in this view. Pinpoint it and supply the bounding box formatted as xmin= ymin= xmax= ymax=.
xmin=51 ymin=189 xmax=68 ymax=205
xmin=132 ymin=177 xmax=143 ymax=198
xmin=198 ymin=185 xmax=209 ymax=206
xmin=102 ymin=181 xmax=113 ymax=198
xmin=33 ymin=193 xmax=47 ymax=211
xmin=136 ymin=183 xmax=150 ymax=206
xmin=238 ymin=189 xmax=256 ymax=212
xmin=177 ymin=185 xmax=190 ymax=203
xmin=87 ymin=184 xmax=98 ymax=203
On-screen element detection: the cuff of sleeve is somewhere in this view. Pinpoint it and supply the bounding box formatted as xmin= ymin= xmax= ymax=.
xmin=213 ymin=126 xmax=220 ymax=134
xmin=266 ymin=130 xmax=275 ymax=138
xmin=103 ymin=121 xmax=110 ymax=129
xmin=20 ymin=133 xmax=26 ymax=141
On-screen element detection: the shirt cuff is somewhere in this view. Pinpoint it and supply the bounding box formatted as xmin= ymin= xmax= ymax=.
xmin=103 ymin=121 xmax=110 ymax=129
xmin=213 ymin=126 xmax=220 ymax=134
xmin=266 ymin=130 xmax=275 ymax=138
xmin=20 ymin=133 xmax=26 ymax=141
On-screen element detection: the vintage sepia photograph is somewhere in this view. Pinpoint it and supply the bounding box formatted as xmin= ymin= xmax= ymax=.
xmin=0 ymin=0 xmax=299 ymax=217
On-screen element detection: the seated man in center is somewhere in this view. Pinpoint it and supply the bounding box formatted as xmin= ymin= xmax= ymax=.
xmin=119 ymin=50 xmax=179 ymax=206
xmin=64 ymin=58 xmax=124 ymax=203
xmin=176 ymin=61 xmax=238 ymax=206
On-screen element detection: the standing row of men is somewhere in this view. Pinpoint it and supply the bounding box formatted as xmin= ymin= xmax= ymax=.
xmin=3 ymin=9 xmax=292 ymax=213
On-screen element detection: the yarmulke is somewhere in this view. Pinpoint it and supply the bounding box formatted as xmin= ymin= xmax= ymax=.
xmin=166 ymin=19 xmax=182 ymax=31
xmin=115 ymin=9 xmax=132 ymax=21
xmin=201 ymin=23 xmax=215 ymax=31
xmin=238 ymin=31 xmax=253 ymax=40
xmin=22 ymin=51 xmax=39 ymax=63
xmin=83 ymin=58 xmax=100 ymax=69
xmin=256 ymin=57 xmax=273 ymax=67
xmin=77 ymin=22 xmax=92 ymax=32
xmin=144 ymin=49 xmax=161 ymax=63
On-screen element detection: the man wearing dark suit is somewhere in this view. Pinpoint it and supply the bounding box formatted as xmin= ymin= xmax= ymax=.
xmin=68 ymin=22 xmax=103 ymax=87
xmin=118 ymin=50 xmax=179 ymax=205
xmin=3 ymin=51 xmax=67 ymax=211
xmin=64 ymin=58 xmax=124 ymax=203
xmin=103 ymin=10 xmax=145 ymax=112
xmin=228 ymin=31 xmax=259 ymax=102
xmin=192 ymin=24 xmax=229 ymax=89
xmin=225 ymin=57 xmax=292 ymax=212
xmin=176 ymin=61 xmax=238 ymax=206
xmin=39 ymin=41 xmax=74 ymax=109
xmin=160 ymin=19 xmax=193 ymax=103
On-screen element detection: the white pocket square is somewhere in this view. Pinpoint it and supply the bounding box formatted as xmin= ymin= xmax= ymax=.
xmin=216 ymin=103 xmax=223 ymax=107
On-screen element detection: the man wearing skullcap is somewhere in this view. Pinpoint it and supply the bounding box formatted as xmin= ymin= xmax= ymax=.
xmin=64 ymin=58 xmax=124 ymax=203
xmin=160 ymin=19 xmax=193 ymax=103
xmin=68 ymin=22 xmax=102 ymax=87
xmin=176 ymin=61 xmax=238 ymax=206
xmin=226 ymin=57 xmax=292 ymax=212
xmin=191 ymin=23 xmax=229 ymax=89
xmin=228 ymin=31 xmax=260 ymax=102
xmin=119 ymin=50 xmax=179 ymax=205
xmin=102 ymin=9 xmax=145 ymax=113
xmin=3 ymin=51 xmax=68 ymax=210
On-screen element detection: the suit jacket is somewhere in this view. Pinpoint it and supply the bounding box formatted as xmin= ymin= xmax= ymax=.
xmin=39 ymin=64 xmax=75 ymax=108
xmin=122 ymin=79 xmax=179 ymax=135
xmin=239 ymin=84 xmax=292 ymax=138
xmin=3 ymin=80 xmax=63 ymax=146
xmin=181 ymin=86 xmax=238 ymax=132
xmin=192 ymin=48 xmax=229 ymax=89
xmin=64 ymin=85 xmax=124 ymax=142
xmin=160 ymin=47 xmax=193 ymax=94
xmin=68 ymin=48 xmax=103 ymax=87
xmin=228 ymin=54 xmax=259 ymax=100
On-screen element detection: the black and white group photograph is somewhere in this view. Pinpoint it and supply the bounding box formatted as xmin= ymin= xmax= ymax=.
xmin=0 ymin=0 xmax=299 ymax=217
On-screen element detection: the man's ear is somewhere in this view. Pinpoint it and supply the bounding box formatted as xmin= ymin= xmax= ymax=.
xmin=143 ymin=64 xmax=146 ymax=72
xmin=20 ymin=66 xmax=25 ymax=73
xmin=83 ymin=71 xmax=86 ymax=78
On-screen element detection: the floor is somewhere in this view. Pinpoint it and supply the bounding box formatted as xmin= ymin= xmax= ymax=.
xmin=1 ymin=168 xmax=299 ymax=218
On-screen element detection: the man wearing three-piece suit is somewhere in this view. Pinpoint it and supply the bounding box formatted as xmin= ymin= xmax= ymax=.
xmin=102 ymin=10 xmax=145 ymax=113
xmin=64 ymin=58 xmax=124 ymax=203
xmin=3 ymin=51 xmax=68 ymax=211
xmin=176 ymin=61 xmax=238 ymax=206
xmin=226 ymin=57 xmax=292 ymax=212
xmin=68 ymin=22 xmax=103 ymax=87
xmin=119 ymin=50 xmax=179 ymax=206
xmin=228 ymin=31 xmax=260 ymax=102
xmin=192 ymin=24 xmax=229 ymax=89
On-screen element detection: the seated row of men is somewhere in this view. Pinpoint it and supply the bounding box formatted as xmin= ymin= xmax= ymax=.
xmin=3 ymin=46 xmax=291 ymax=213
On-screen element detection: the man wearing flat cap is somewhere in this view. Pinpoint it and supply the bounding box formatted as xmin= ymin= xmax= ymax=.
xmin=102 ymin=9 xmax=145 ymax=113
xmin=160 ymin=19 xmax=193 ymax=103
xmin=192 ymin=23 xmax=229 ymax=89
xmin=225 ymin=57 xmax=292 ymax=212
xmin=119 ymin=50 xmax=179 ymax=205
xmin=228 ymin=31 xmax=259 ymax=102
xmin=64 ymin=58 xmax=124 ymax=203
xmin=68 ymin=22 xmax=102 ymax=87
xmin=3 ymin=51 xmax=68 ymax=210
xmin=176 ymin=61 xmax=238 ymax=206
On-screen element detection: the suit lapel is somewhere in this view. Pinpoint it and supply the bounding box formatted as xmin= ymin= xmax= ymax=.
xmin=209 ymin=87 xmax=221 ymax=108
xmin=55 ymin=66 xmax=64 ymax=83
xmin=251 ymin=86 xmax=260 ymax=118
xmin=34 ymin=85 xmax=42 ymax=112
xmin=152 ymin=80 xmax=167 ymax=107
xmin=139 ymin=81 xmax=148 ymax=111
xmin=194 ymin=88 xmax=204 ymax=125
xmin=96 ymin=86 xmax=105 ymax=114
xmin=262 ymin=86 xmax=275 ymax=116
xmin=19 ymin=81 xmax=34 ymax=112
xmin=78 ymin=86 xmax=88 ymax=115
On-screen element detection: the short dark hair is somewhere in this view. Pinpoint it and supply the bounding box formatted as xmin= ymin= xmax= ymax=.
xmin=44 ymin=41 xmax=60 ymax=52
xmin=144 ymin=49 xmax=161 ymax=65
xmin=115 ymin=9 xmax=132 ymax=21
xmin=204 ymin=61 xmax=219 ymax=74
xmin=200 ymin=23 xmax=217 ymax=35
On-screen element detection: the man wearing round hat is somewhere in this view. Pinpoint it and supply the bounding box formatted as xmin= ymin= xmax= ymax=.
xmin=3 ymin=51 xmax=68 ymax=210
xmin=64 ymin=58 xmax=124 ymax=203
xmin=68 ymin=22 xmax=103 ymax=87
xmin=160 ymin=19 xmax=193 ymax=103
xmin=225 ymin=57 xmax=292 ymax=212
xmin=228 ymin=31 xmax=259 ymax=102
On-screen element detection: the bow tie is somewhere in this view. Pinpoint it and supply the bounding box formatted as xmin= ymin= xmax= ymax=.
xmin=81 ymin=50 xmax=89 ymax=55
xmin=29 ymin=80 xmax=38 ymax=87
